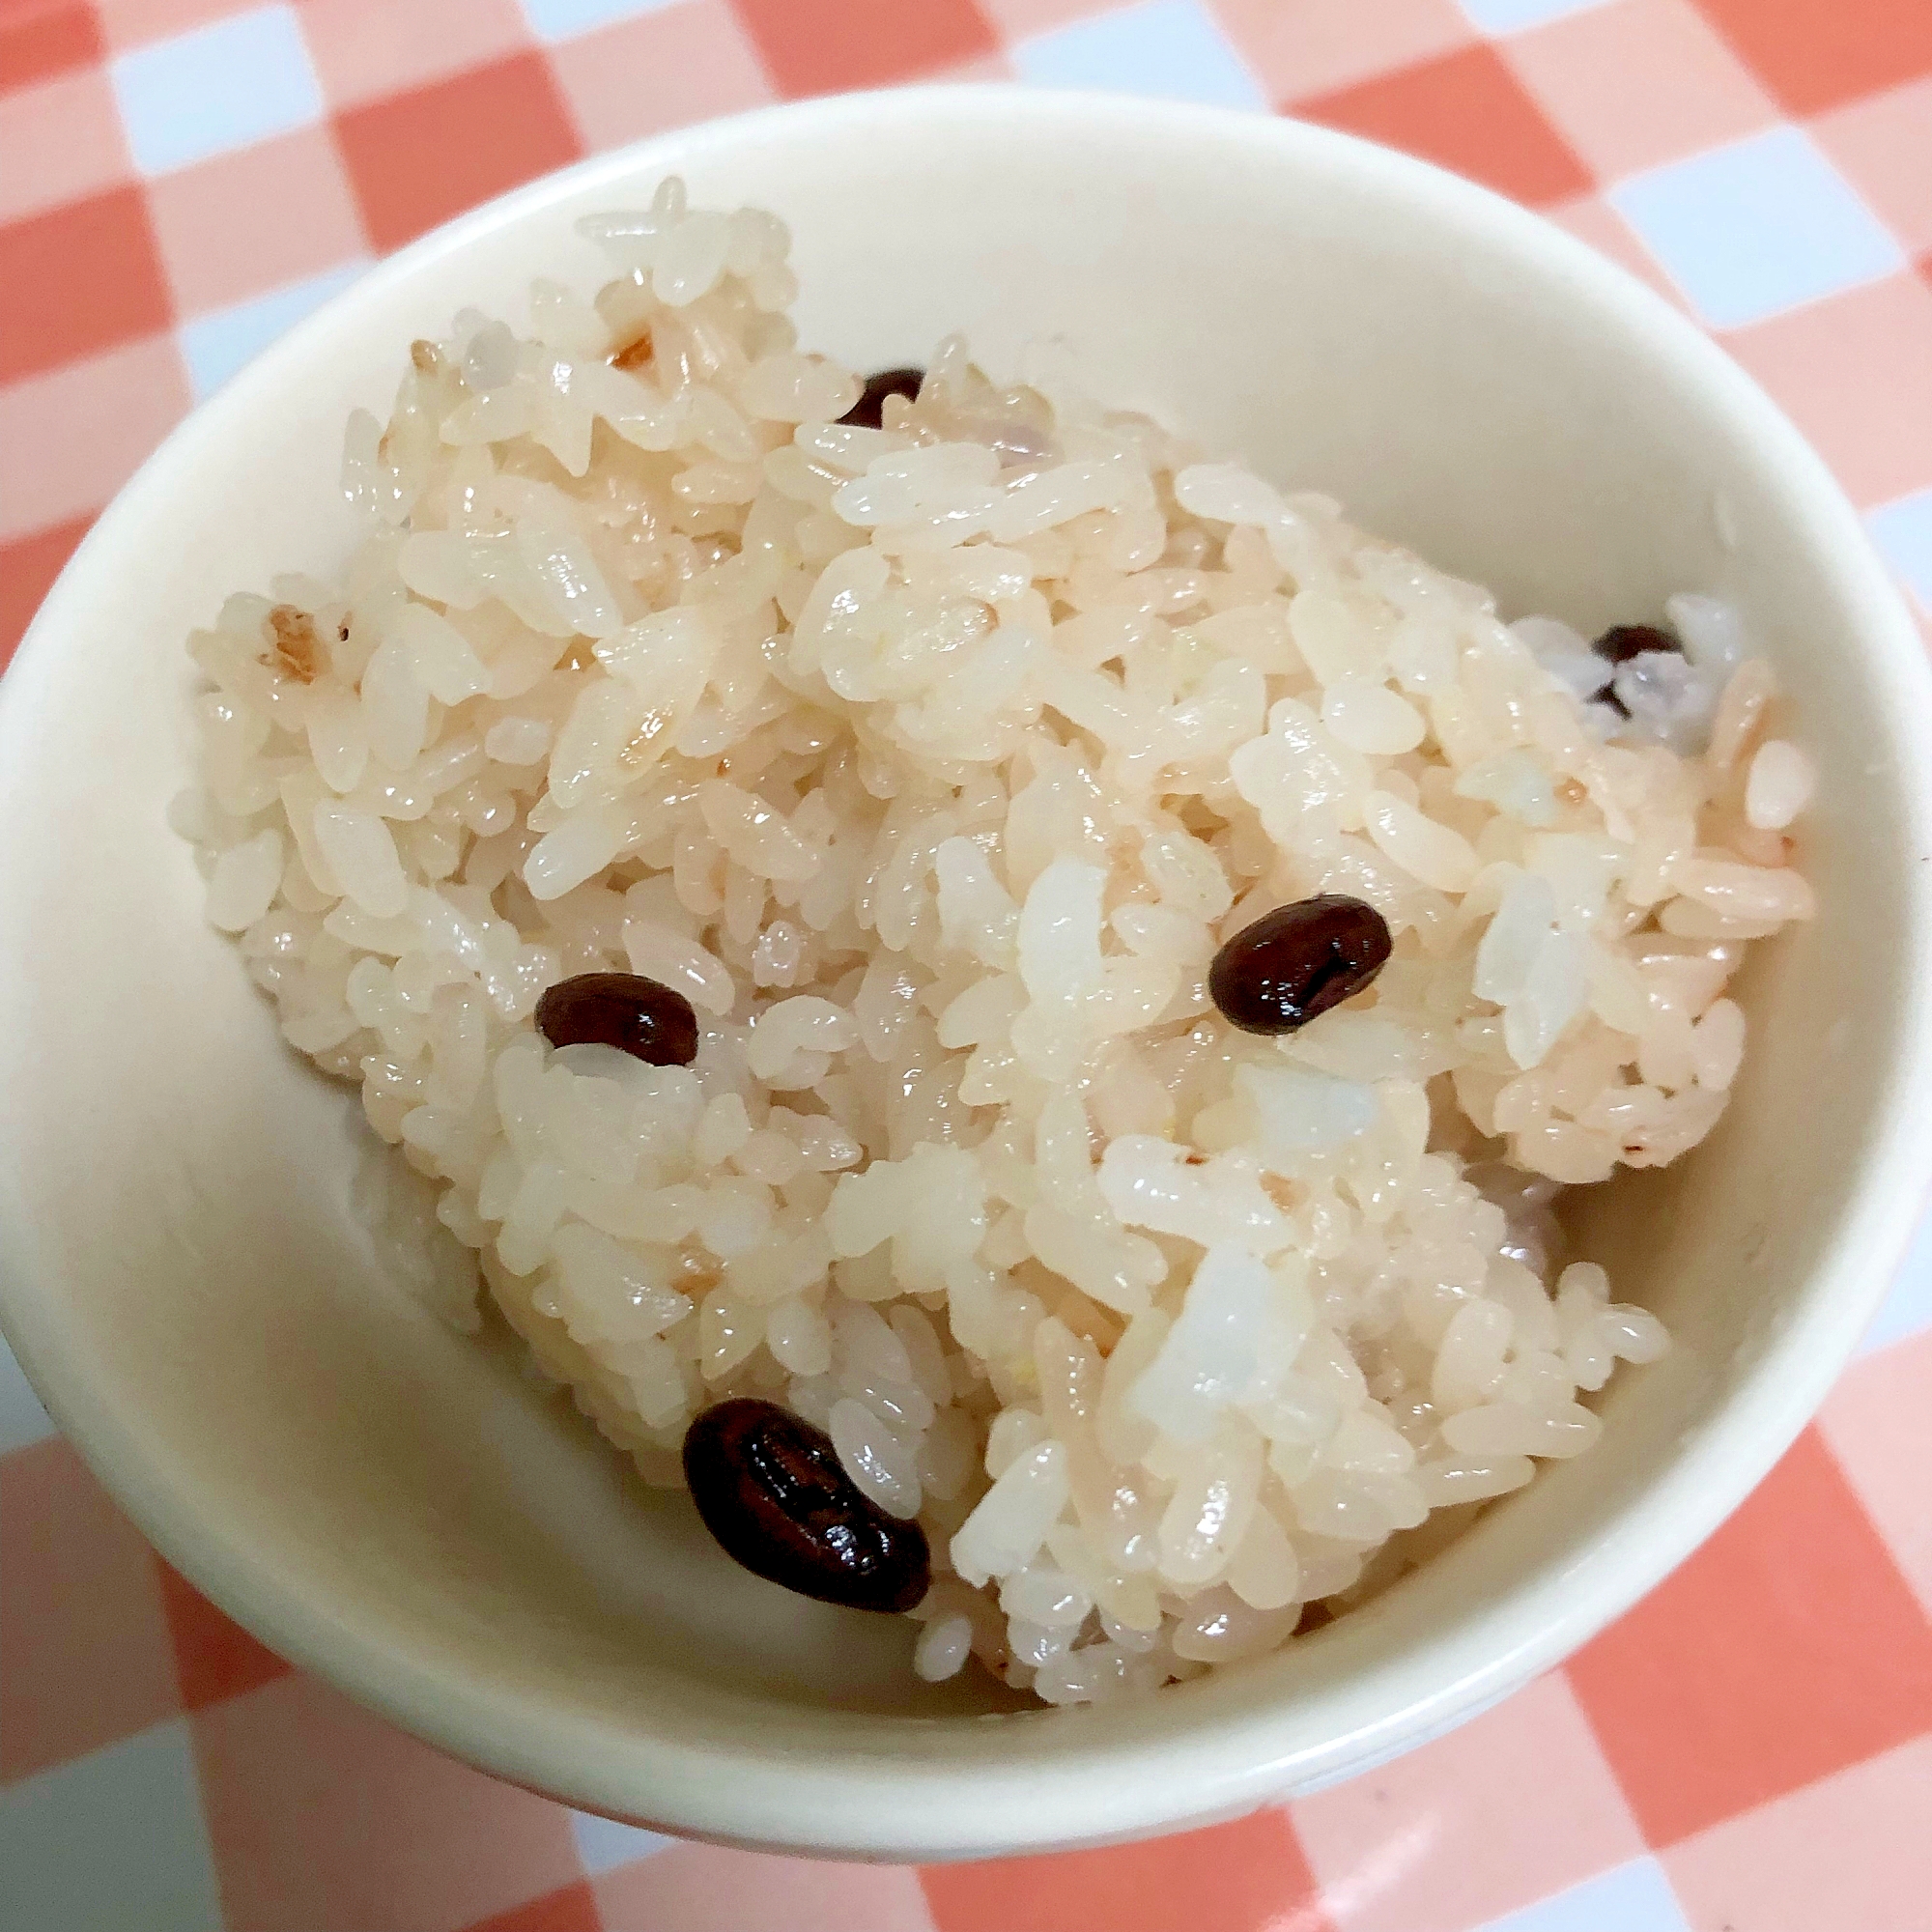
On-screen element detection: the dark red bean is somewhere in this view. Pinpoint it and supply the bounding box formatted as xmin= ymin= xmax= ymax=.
xmin=534 ymin=972 xmax=698 ymax=1067
xmin=1208 ymin=895 xmax=1393 ymax=1036
xmin=1590 ymin=623 xmax=1680 ymax=716
xmin=838 ymin=367 xmax=923 ymax=430
xmin=1591 ymin=622 xmax=1679 ymax=668
xmin=682 ymin=1399 xmax=930 ymax=1614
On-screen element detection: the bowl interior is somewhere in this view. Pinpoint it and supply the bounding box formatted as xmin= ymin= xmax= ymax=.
xmin=2 ymin=90 xmax=1928 ymax=1859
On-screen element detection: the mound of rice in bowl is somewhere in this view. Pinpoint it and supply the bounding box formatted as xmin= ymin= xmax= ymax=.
xmin=180 ymin=180 xmax=1816 ymax=1705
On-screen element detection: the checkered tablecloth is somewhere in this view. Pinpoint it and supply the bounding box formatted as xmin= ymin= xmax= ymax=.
xmin=5 ymin=1 xmax=1932 ymax=1927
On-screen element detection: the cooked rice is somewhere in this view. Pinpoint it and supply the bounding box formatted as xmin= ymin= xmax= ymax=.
xmin=179 ymin=179 xmax=1813 ymax=1703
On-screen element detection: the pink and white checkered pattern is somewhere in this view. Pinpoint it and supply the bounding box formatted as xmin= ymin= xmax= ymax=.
xmin=4 ymin=1 xmax=1932 ymax=1926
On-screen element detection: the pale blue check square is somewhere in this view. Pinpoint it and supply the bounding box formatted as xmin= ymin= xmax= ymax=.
xmin=1866 ymin=488 xmax=1932 ymax=620
xmin=1609 ymin=128 xmax=1903 ymax=331
xmin=110 ymin=4 xmax=324 ymax=178
xmin=570 ymin=1807 xmax=675 ymax=1875
xmin=1455 ymin=0 xmax=1613 ymax=32
xmin=1860 ymin=1191 xmax=1932 ymax=1355
xmin=179 ymin=261 xmax=369 ymax=400
xmin=517 ymin=0 xmax=682 ymax=43
xmin=1013 ymin=0 xmax=1267 ymax=112
xmin=1472 ymin=1856 xmax=1692 ymax=1932
xmin=0 ymin=1722 xmax=224 ymax=1932
xmin=0 ymin=1334 xmax=55 ymax=1452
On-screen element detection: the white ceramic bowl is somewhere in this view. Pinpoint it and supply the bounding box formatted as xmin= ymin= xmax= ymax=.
xmin=3 ymin=88 xmax=1930 ymax=1861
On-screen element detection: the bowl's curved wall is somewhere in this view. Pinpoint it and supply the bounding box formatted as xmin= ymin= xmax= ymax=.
xmin=0 ymin=89 xmax=1927 ymax=1858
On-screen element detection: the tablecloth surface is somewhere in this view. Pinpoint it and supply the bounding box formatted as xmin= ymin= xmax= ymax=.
xmin=4 ymin=1 xmax=1932 ymax=1926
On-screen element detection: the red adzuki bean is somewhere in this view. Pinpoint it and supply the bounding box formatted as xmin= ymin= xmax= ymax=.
xmin=1208 ymin=895 xmax=1393 ymax=1036
xmin=838 ymin=367 xmax=923 ymax=430
xmin=682 ymin=1400 xmax=930 ymax=1614
xmin=534 ymin=972 xmax=699 ymax=1067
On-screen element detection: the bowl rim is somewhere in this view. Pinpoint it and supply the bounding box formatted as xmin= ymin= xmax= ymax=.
xmin=5 ymin=82 xmax=1932 ymax=1860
